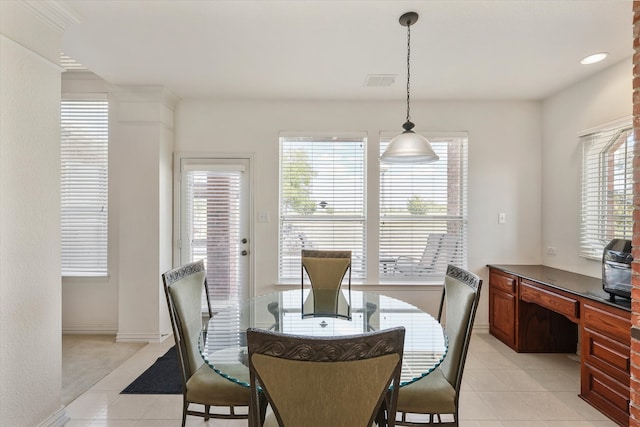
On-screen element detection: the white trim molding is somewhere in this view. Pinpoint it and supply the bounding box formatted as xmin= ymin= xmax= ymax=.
xmin=116 ymin=332 xmax=171 ymax=344
xmin=62 ymin=324 xmax=118 ymax=335
xmin=0 ymin=34 xmax=64 ymax=72
xmin=37 ymin=406 xmax=69 ymax=427
xmin=19 ymin=0 xmax=81 ymax=33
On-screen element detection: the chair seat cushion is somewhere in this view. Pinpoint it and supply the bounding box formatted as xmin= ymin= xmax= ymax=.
xmin=186 ymin=363 xmax=250 ymax=406
xmin=397 ymin=368 xmax=456 ymax=414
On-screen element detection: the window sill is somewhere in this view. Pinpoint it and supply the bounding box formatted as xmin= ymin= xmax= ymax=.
xmin=62 ymin=275 xmax=111 ymax=282
xmin=275 ymin=281 xmax=442 ymax=288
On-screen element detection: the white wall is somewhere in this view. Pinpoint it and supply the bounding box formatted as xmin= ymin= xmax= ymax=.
xmin=0 ymin=2 xmax=70 ymax=426
xmin=542 ymin=58 xmax=632 ymax=277
xmin=175 ymin=99 xmax=543 ymax=327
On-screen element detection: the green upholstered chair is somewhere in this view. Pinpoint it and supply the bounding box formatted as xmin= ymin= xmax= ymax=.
xmin=301 ymin=249 xmax=351 ymax=316
xmin=246 ymin=326 xmax=405 ymax=427
xmin=162 ymin=260 xmax=250 ymax=426
xmin=396 ymin=265 xmax=482 ymax=426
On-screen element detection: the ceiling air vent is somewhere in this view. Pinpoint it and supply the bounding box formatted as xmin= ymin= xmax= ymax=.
xmin=365 ymin=74 xmax=396 ymax=87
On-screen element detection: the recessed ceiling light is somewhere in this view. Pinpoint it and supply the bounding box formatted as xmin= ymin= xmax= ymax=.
xmin=580 ymin=52 xmax=608 ymax=65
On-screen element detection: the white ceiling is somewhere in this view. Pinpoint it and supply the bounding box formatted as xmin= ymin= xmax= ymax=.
xmin=60 ymin=0 xmax=634 ymax=102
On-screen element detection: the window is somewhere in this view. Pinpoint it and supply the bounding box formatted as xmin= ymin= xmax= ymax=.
xmin=580 ymin=118 xmax=634 ymax=259
xmin=278 ymin=131 xmax=468 ymax=284
xmin=279 ymin=134 xmax=366 ymax=281
xmin=60 ymin=98 xmax=109 ymax=276
xmin=380 ymin=134 xmax=468 ymax=281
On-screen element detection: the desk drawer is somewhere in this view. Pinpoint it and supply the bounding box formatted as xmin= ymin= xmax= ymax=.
xmin=490 ymin=271 xmax=516 ymax=294
xmin=582 ymin=327 xmax=630 ymax=382
xmin=583 ymin=303 xmax=630 ymax=345
xmin=520 ymin=280 xmax=579 ymax=322
xmin=581 ymin=362 xmax=630 ymax=426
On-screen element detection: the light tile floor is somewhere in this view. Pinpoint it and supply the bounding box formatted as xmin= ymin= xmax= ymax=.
xmin=64 ymin=331 xmax=619 ymax=427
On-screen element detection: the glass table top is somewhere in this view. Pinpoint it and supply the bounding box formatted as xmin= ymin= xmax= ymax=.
xmin=200 ymin=289 xmax=448 ymax=387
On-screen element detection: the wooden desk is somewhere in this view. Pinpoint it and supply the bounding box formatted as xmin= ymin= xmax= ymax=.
xmin=487 ymin=265 xmax=631 ymax=427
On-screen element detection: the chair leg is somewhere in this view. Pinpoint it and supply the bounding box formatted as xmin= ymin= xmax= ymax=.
xmin=375 ymin=400 xmax=388 ymax=426
xmin=181 ymin=403 xmax=188 ymax=427
xmin=204 ymin=404 xmax=210 ymax=421
xmin=397 ymin=412 xmax=452 ymax=426
xmin=258 ymin=392 xmax=268 ymax=426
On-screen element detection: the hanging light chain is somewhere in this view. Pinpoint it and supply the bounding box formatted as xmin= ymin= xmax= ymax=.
xmin=381 ymin=11 xmax=439 ymax=164
xmin=406 ymin=21 xmax=411 ymax=123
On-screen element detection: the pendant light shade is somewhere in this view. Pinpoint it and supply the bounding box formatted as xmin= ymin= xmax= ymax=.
xmin=382 ymin=121 xmax=439 ymax=163
xmin=381 ymin=12 xmax=439 ymax=164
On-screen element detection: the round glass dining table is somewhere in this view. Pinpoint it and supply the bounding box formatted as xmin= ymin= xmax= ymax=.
xmin=199 ymin=289 xmax=448 ymax=387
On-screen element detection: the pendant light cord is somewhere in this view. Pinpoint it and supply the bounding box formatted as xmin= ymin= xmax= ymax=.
xmin=406 ymin=21 xmax=411 ymax=123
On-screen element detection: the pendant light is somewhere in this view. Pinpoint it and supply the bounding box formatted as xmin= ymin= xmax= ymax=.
xmin=381 ymin=12 xmax=439 ymax=164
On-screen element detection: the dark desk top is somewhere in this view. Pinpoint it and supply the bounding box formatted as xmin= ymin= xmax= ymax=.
xmin=487 ymin=264 xmax=631 ymax=312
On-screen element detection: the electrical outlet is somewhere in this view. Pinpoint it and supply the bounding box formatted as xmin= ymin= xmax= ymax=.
xmin=547 ymin=246 xmax=557 ymax=255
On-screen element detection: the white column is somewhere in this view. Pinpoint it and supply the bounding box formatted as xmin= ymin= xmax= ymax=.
xmin=0 ymin=1 xmax=78 ymax=426
xmin=112 ymin=86 xmax=178 ymax=342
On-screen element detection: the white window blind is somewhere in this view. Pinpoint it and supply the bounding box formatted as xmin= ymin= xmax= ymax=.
xmin=60 ymin=98 xmax=109 ymax=276
xmin=580 ymin=118 xmax=634 ymax=260
xmin=279 ymin=134 xmax=366 ymax=281
xmin=182 ymin=165 xmax=244 ymax=311
xmin=379 ymin=134 xmax=468 ymax=282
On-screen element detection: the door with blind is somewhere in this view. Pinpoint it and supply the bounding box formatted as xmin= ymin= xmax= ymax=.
xmin=178 ymin=157 xmax=251 ymax=312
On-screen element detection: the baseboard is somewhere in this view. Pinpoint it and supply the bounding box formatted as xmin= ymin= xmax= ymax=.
xmin=473 ymin=323 xmax=489 ymax=333
xmin=37 ymin=406 xmax=69 ymax=427
xmin=116 ymin=332 xmax=171 ymax=343
xmin=62 ymin=324 xmax=118 ymax=335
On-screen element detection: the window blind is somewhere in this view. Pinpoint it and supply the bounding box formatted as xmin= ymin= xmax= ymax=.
xmin=182 ymin=165 xmax=245 ymax=311
xmin=379 ymin=134 xmax=468 ymax=281
xmin=580 ymin=119 xmax=634 ymax=259
xmin=60 ymin=98 xmax=109 ymax=276
xmin=279 ymin=134 xmax=366 ymax=281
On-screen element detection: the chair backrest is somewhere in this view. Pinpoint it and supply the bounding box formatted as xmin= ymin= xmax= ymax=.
xmin=301 ymin=250 xmax=351 ymax=290
xmin=162 ymin=260 xmax=209 ymax=383
xmin=437 ymin=265 xmax=482 ymax=392
xmin=247 ymin=326 xmax=405 ymax=427
xmin=301 ymin=250 xmax=351 ymax=314
xmin=419 ymin=234 xmax=446 ymax=269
